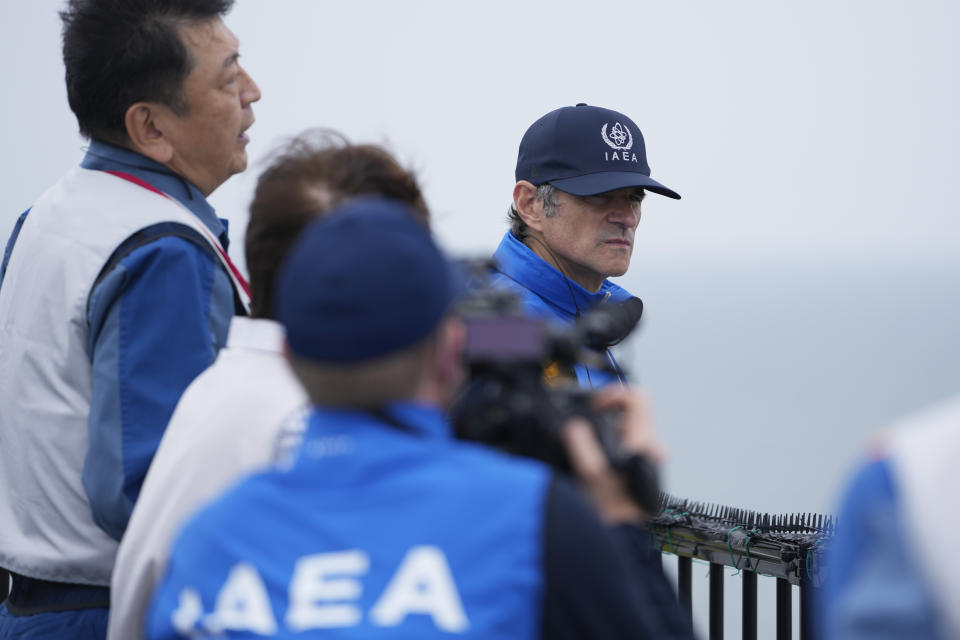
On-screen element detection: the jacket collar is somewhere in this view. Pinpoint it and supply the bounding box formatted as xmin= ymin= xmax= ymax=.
xmin=225 ymin=317 xmax=285 ymax=355
xmin=307 ymin=402 xmax=450 ymax=441
xmin=79 ymin=140 xmax=227 ymax=247
xmin=491 ymin=231 xmax=633 ymax=316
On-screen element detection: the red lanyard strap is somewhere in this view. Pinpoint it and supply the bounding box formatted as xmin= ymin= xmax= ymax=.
xmin=103 ymin=170 xmax=251 ymax=299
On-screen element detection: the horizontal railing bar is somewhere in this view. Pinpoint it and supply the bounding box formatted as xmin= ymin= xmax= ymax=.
xmin=649 ymin=522 xmax=826 ymax=586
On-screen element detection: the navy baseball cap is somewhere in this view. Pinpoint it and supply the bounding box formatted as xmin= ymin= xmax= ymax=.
xmin=515 ymin=103 xmax=680 ymax=199
xmin=276 ymin=197 xmax=455 ymax=363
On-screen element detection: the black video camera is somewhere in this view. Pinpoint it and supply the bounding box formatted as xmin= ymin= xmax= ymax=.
xmin=450 ymin=260 xmax=660 ymax=513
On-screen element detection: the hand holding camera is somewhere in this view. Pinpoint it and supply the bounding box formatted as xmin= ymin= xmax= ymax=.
xmin=561 ymin=387 xmax=664 ymax=524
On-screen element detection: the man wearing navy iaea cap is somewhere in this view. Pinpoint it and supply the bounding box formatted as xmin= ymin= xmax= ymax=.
xmin=145 ymin=198 xmax=692 ymax=639
xmin=491 ymin=103 xmax=680 ymax=389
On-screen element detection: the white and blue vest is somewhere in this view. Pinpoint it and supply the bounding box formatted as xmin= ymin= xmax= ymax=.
xmin=887 ymin=394 xmax=960 ymax=638
xmin=0 ymin=167 xmax=247 ymax=585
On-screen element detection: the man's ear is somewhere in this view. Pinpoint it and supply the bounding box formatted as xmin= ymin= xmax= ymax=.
xmin=434 ymin=316 xmax=466 ymax=382
xmin=124 ymin=102 xmax=175 ymax=165
xmin=513 ymin=180 xmax=545 ymax=232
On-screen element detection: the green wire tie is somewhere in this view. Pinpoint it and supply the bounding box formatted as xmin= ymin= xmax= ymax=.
xmin=657 ymin=509 xmax=688 ymax=556
xmin=657 ymin=508 xmax=674 ymax=552
xmin=805 ymin=537 xmax=824 ymax=579
xmin=651 ymin=509 xmax=670 ymax=553
xmin=727 ymin=526 xmax=762 ymax=575
xmin=666 ymin=524 xmax=677 ymax=555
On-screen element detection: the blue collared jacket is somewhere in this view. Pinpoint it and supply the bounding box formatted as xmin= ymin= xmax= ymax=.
xmin=489 ymin=231 xmax=633 ymax=388
xmin=818 ymin=459 xmax=942 ymax=639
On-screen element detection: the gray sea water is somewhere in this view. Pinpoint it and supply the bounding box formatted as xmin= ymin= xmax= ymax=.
xmin=608 ymin=256 xmax=960 ymax=637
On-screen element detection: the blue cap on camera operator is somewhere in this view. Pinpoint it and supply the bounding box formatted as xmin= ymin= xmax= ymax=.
xmin=515 ymin=103 xmax=680 ymax=199
xmin=276 ymin=197 xmax=458 ymax=363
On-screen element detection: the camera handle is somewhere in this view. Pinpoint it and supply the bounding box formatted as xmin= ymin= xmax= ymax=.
xmin=613 ymin=454 xmax=661 ymax=515
xmin=575 ymin=406 xmax=661 ymax=516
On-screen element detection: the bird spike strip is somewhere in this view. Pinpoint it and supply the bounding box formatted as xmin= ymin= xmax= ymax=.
xmin=648 ymin=493 xmax=834 ymax=586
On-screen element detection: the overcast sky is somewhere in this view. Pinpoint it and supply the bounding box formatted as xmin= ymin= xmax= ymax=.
xmin=4 ymin=1 xmax=959 ymax=267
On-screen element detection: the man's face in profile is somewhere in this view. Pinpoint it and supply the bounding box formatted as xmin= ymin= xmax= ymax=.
xmin=159 ymin=18 xmax=261 ymax=195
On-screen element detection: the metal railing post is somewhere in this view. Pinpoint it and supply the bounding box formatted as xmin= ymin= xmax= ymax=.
xmin=800 ymin=581 xmax=818 ymax=640
xmin=742 ymin=570 xmax=757 ymax=640
xmin=710 ymin=562 xmax=724 ymax=640
xmin=677 ymin=555 xmax=692 ymax=619
xmin=776 ymin=578 xmax=792 ymax=640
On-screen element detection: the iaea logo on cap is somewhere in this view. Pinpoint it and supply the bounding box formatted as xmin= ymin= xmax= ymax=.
xmin=601 ymin=122 xmax=633 ymax=150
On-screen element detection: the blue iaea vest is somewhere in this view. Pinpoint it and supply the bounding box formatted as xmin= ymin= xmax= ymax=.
xmin=147 ymin=404 xmax=552 ymax=639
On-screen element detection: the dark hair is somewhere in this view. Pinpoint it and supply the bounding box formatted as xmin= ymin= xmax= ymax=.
xmin=245 ymin=129 xmax=430 ymax=319
xmin=60 ymin=0 xmax=235 ymax=143
xmin=507 ymin=183 xmax=559 ymax=241
xmin=507 ymin=184 xmax=644 ymax=240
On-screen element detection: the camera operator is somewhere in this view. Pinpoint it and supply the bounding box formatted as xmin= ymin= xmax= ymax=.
xmin=146 ymin=198 xmax=692 ymax=639
xmin=492 ymin=103 xmax=680 ymax=388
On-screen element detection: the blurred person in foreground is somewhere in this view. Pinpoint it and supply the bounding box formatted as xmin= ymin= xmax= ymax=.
xmin=491 ymin=103 xmax=680 ymax=388
xmin=0 ymin=0 xmax=259 ymax=637
xmin=145 ymin=198 xmax=694 ymax=639
xmin=108 ymin=130 xmax=430 ymax=640
xmin=819 ymin=394 xmax=960 ymax=639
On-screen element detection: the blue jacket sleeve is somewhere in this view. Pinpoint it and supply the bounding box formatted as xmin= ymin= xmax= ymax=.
xmin=0 ymin=208 xmax=30 ymax=288
xmin=83 ymin=228 xmax=235 ymax=541
xmin=818 ymin=459 xmax=942 ymax=639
